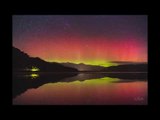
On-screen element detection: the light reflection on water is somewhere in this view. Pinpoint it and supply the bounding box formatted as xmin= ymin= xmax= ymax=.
xmin=25 ymin=73 xmax=39 ymax=79
xmin=13 ymin=74 xmax=147 ymax=105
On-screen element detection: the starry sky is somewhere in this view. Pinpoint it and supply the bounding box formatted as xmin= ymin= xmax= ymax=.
xmin=13 ymin=15 xmax=147 ymax=67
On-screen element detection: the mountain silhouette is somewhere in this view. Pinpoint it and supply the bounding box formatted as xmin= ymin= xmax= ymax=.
xmin=12 ymin=47 xmax=78 ymax=72
xmin=61 ymin=62 xmax=147 ymax=72
xmin=102 ymin=63 xmax=147 ymax=72
xmin=61 ymin=62 xmax=105 ymax=71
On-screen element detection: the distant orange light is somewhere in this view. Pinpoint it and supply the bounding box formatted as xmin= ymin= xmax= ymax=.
xmin=31 ymin=66 xmax=40 ymax=72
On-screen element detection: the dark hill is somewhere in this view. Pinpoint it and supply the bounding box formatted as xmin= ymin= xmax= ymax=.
xmin=12 ymin=47 xmax=78 ymax=72
xmin=61 ymin=62 xmax=105 ymax=71
xmin=103 ymin=63 xmax=147 ymax=72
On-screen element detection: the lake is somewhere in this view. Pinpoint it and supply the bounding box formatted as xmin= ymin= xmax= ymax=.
xmin=12 ymin=72 xmax=147 ymax=105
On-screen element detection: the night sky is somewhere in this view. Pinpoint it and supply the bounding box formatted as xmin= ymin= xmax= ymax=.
xmin=13 ymin=15 xmax=147 ymax=67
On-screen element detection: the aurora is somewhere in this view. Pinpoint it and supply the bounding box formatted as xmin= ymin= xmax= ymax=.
xmin=13 ymin=15 xmax=147 ymax=67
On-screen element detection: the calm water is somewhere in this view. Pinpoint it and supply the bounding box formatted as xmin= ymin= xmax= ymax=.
xmin=12 ymin=72 xmax=147 ymax=105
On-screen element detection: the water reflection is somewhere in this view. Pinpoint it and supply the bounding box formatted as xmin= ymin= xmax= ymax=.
xmin=25 ymin=73 xmax=39 ymax=79
xmin=13 ymin=77 xmax=147 ymax=105
xmin=12 ymin=72 xmax=78 ymax=98
xmin=12 ymin=72 xmax=147 ymax=105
